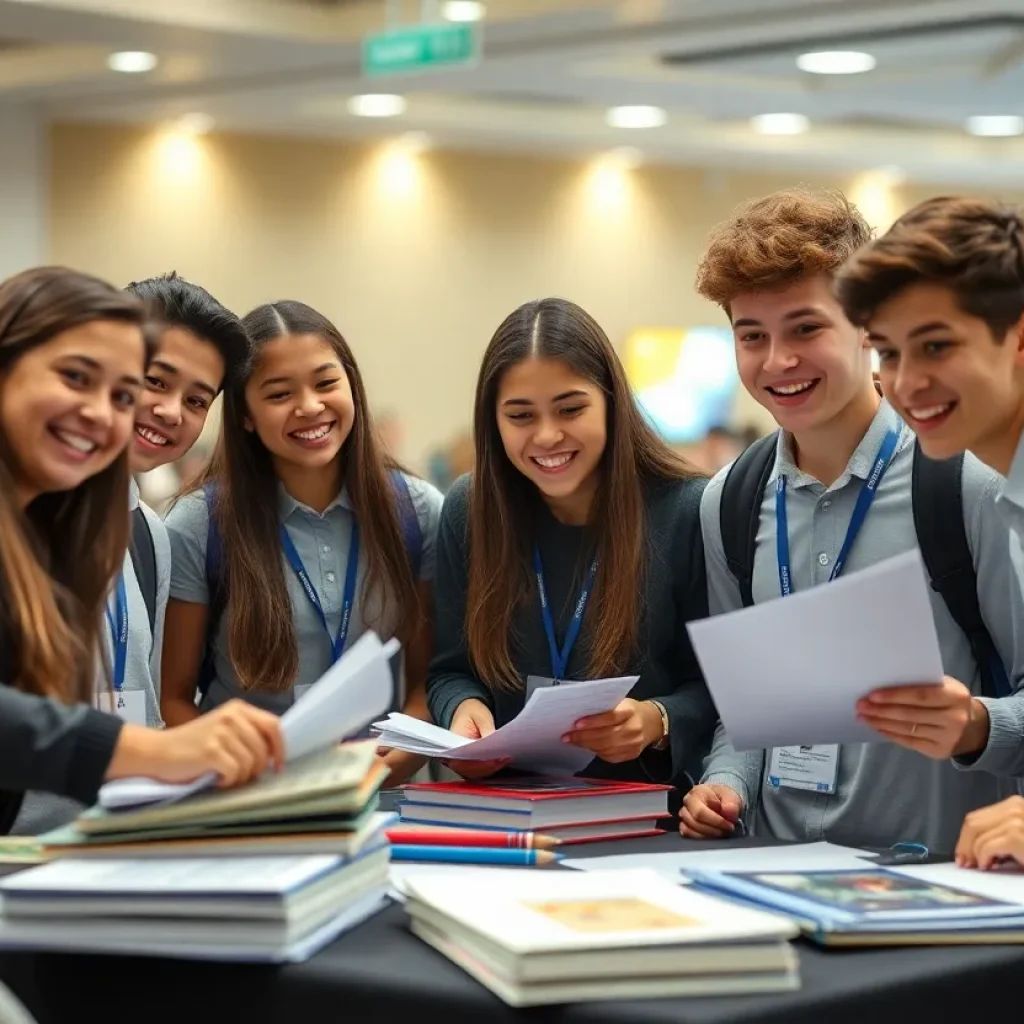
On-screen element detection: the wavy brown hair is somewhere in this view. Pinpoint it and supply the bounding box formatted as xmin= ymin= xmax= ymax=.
xmin=695 ymin=187 xmax=873 ymax=309
xmin=466 ymin=297 xmax=700 ymax=691
xmin=0 ymin=266 xmax=153 ymax=702
xmin=835 ymin=196 xmax=1024 ymax=339
xmin=205 ymin=301 xmax=421 ymax=693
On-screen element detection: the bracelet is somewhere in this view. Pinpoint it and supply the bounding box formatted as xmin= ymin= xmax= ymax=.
xmin=646 ymin=699 xmax=670 ymax=751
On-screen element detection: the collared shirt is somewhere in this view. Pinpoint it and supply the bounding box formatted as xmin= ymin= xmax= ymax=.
xmin=700 ymin=399 xmax=1023 ymax=854
xmin=9 ymin=480 xmax=170 ymax=836
xmin=166 ymin=474 xmax=443 ymax=714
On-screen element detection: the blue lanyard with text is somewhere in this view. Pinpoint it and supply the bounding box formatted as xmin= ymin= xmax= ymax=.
xmin=534 ymin=546 xmax=598 ymax=681
xmin=105 ymin=574 xmax=128 ymax=692
xmin=775 ymin=426 xmax=901 ymax=597
xmin=281 ymin=523 xmax=360 ymax=663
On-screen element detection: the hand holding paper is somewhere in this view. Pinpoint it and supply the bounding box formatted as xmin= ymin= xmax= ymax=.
xmin=373 ymin=676 xmax=639 ymax=775
xmin=99 ymin=632 xmax=397 ymax=810
xmin=686 ymin=551 xmax=943 ymax=750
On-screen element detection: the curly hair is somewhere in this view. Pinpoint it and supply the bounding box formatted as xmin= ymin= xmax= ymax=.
xmin=695 ymin=188 xmax=873 ymax=309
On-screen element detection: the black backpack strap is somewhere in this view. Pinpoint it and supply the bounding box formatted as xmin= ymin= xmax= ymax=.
xmin=912 ymin=446 xmax=1010 ymax=699
xmin=719 ymin=432 xmax=779 ymax=608
xmin=129 ymin=505 xmax=157 ymax=636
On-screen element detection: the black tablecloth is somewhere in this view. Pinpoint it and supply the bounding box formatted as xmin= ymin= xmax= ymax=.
xmin=0 ymin=830 xmax=1017 ymax=1023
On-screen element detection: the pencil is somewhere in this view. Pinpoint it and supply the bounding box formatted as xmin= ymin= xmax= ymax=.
xmin=388 ymin=845 xmax=561 ymax=866
xmin=385 ymin=827 xmax=560 ymax=850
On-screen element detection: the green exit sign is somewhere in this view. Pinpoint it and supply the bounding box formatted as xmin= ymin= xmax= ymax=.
xmin=362 ymin=22 xmax=479 ymax=77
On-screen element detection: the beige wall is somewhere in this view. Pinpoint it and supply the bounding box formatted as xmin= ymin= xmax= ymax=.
xmin=49 ymin=122 xmax=1024 ymax=469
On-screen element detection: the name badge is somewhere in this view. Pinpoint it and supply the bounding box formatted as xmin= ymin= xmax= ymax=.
xmin=767 ymin=745 xmax=839 ymax=794
xmin=95 ymin=690 xmax=147 ymax=727
xmin=293 ymin=684 xmax=313 ymax=702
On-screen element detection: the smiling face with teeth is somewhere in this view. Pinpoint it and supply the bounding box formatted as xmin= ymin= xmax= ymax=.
xmin=0 ymin=320 xmax=145 ymax=502
xmin=243 ymin=332 xmax=356 ymax=487
xmin=496 ymin=356 xmax=607 ymax=523
xmin=732 ymin=274 xmax=876 ymax=438
xmin=867 ymin=282 xmax=1024 ymax=467
xmin=132 ymin=327 xmax=225 ymax=472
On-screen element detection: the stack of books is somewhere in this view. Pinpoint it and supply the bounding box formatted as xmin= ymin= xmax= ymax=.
xmin=40 ymin=740 xmax=388 ymax=860
xmin=403 ymin=867 xmax=800 ymax=1006
xmin=0 ymin=742 xmax=394 ymax=962
xmin=0 ymin=850 xmax=389 ymax=963
xmin=688 ymin=866 xmax=1024 ymax=946
xmin=398 ymin=775 xmax=671 ymax=844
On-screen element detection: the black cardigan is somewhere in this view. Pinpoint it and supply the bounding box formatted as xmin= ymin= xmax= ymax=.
xmin=427 ymin=473 xmax=716 ymax=789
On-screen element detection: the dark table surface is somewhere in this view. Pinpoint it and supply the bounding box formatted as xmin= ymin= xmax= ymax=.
xmin=0 ymin=826 xmax=1016 ymax=1023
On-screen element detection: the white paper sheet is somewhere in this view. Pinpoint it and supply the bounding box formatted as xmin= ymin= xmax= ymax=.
xmin=373 ymin=675 xmax=638 ymax=774
xmin=97 ymin=633 xmax=397 ymax=810
xmin=686 ymin=550 xmax=943 ymax=750
xmin=890 ymin=863 xmax=1024 ymax=903
xmin=562 ymin=842 xmax=878 ymax=885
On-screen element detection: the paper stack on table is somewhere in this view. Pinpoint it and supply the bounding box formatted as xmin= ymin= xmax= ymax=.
xmin=403 ymin=867 xmax=800 ymax=1006
xmin=686 ymin=550 xmax=943 ymax=749
xmin=372 ymin=675 xmax=638 ymax=774
xmin=0 ymin=846 xmax=391 ymax=963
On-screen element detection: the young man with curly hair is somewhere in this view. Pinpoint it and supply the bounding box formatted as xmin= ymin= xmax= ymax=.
xmin=682 ymin=188 xmax=1022 ymax=855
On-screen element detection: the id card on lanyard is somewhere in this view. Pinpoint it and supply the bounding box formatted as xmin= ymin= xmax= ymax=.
xmin=530 ymin=546 xmax=597 ymax=694
xmin=767 ymin=426 xmax=901 ymax=795
xmin=282 ymin=523 xmax=360 ymax=700
xmin=97 ymin=575 xmax=145 ymax=725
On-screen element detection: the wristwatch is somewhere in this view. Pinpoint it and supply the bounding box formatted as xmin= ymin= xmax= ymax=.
xmin=646 ymin=699 xmax=670 ymax=751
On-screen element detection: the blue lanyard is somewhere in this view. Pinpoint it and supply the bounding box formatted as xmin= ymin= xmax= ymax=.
xmin=281 ymin=523 xmax=361 ymax=663
xmin=105 ymin=574 xmax=128 ymax=692
xmin=776 ymin=427 xmax=901 ymax=597
xmin=534 ymin=546 xmax=598 ymax=681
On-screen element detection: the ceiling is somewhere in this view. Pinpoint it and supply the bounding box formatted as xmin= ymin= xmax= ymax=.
xmin=2 ymin=0 xmax=1024 ymax=186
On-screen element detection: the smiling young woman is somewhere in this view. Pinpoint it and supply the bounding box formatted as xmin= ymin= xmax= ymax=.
xmin=0 ymin=266 xmax=284 ymax=836
xmin=161 ymin=301 xmax=444 ymax=785
xmin=427 ymin=297 xmax=716 ymax=792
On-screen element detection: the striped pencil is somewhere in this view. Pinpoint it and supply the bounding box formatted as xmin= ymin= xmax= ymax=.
xmin=385 ymin=827 xmax=560 ymax=850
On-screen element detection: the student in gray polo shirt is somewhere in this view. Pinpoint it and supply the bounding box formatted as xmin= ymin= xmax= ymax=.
xmin=162 ymin=300 xmax=443 ymax=786
xmin=834 ymin=197 xmax=1024 ymax=866
xmin=680 ymin=189 xmax=1022 ymax=856
xmin=10 ymin=272 xmax=249 ymax=835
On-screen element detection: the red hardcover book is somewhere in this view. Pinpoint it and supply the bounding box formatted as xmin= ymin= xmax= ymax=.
xmin=399 ymin=776 xmax=672 ymax=838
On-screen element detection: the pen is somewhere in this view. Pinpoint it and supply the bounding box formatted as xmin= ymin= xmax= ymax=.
xmin=389 ymin=845 xmax=562 ymax=866
xmin=385 ymin=828 xmax=560 ymax=850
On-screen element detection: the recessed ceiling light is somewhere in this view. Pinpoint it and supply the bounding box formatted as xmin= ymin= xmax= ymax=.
xmin=796 ymin=50 xmax=876 ymax=75
xmin=347 ymin=94 xmax=407 ymax=118
xmin=442 ymin=0 xmax=486 ymax=21
xmin=605 ymin=105 xmax=667 ymax=129
xmin=177 ymin=113 xmax=214 ymax=135
xmin=751 ymin=112 xmax=810 ymax=135
xmin=107 ymin=51 xmax=158 ymax=74
xmin=966 ymin=115 xmax=1024 ymax=137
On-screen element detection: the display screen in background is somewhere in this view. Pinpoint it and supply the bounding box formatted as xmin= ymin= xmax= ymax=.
xmin=623 ymin=326 xmax=739 ymax=443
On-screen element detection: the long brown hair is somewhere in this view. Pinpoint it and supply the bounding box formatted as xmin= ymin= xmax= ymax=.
xmin=0 ymin=266 xmax=153 ymax=702
xmin=467 ymin=297 xmax=700 ymax=690
xmin=207 ymin=301 xmax=421 ymax=693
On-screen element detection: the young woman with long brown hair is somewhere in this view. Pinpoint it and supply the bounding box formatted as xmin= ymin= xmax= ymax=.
xmin=427 ymin=297 xmax=716 ymax=788
xmin=0 ymin=267 xmax=284 ymax=835
xmin=161 ymin=301 xmax=442 ymax=785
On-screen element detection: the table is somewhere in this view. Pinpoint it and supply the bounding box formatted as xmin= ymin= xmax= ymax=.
xmin=0 ymin=831 xmax=1019 ymax=1024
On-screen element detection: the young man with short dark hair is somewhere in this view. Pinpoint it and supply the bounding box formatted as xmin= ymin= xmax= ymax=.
xmin=681 ymin=189 xmax=1023 ymax=855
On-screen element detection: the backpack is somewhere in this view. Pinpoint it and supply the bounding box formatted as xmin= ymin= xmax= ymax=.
xmin=719 ymin=432 xmax=1011 ymax=700
xmin=196 ymin=471 xmax=423 ymax=698
xmin=129 ymin=505 xmax=157 ymax=636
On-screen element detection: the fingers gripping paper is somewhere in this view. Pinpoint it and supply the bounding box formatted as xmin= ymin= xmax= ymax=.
xmin=686 ymin=550 xmax=943 ymax=750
